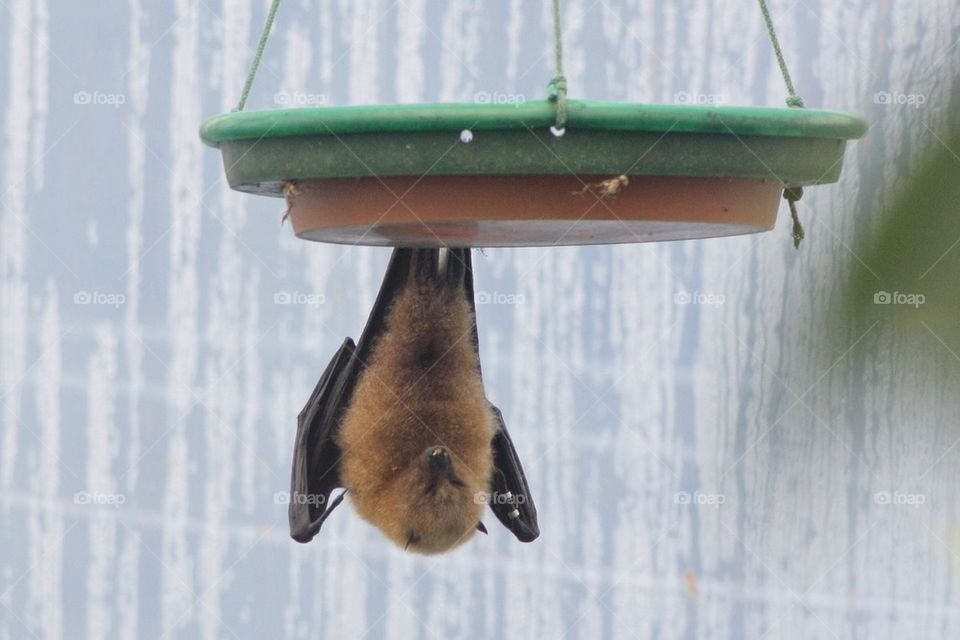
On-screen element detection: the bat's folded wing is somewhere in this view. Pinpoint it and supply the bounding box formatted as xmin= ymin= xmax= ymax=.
xmin=289 ymin=248 xmax=418 ymax=543
xmin=289 ymin=337 xmax=356 ymax=543
xmin=460 ymin=249 xmax=539 ymax=542
xmin=488 ymin=405 xmax=540 ymax=542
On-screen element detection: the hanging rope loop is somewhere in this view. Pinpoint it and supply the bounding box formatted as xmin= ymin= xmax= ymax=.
xmin=548 ymin=0 xmax=568 ymax=131
xmin=234 ymin=0 xmax=283 ymax=112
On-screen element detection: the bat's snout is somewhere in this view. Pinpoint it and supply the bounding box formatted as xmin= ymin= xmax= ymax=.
xmin=421 ymin=446 xmax=467 ymax=493
xmin=423 ymin=446 xmax=452 ymax=474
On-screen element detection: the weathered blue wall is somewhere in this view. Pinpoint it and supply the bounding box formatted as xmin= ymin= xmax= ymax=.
xmin=1 ymin=1 xmax=959 ymax=638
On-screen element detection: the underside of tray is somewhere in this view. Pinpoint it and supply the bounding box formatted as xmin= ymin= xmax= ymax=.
xmin=285 ymin=175 xmax=782 ymax=247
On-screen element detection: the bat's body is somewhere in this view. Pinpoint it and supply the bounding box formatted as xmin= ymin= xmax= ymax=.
xmin=338 ymin=261 xmax=494 ymax=552
xmin=289 ymin=248 xmax=538 ymax=553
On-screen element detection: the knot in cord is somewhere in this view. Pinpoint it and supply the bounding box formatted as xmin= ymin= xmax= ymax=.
xmin=786 ymin=95 xmax=805 ymax=108
xmin=784 ymin=187 xmax=805 ymax=248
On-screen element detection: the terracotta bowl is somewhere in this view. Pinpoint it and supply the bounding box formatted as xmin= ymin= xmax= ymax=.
xmin=286 ymin=174 xmax=783 ymax=247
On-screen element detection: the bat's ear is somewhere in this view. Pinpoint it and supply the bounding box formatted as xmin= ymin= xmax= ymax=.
xmin=476 ymin=521 xmax=488 ymax=534
xmin=488 ymin=405 xmax=540 ymax=543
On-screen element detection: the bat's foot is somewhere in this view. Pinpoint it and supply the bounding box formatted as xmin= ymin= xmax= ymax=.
xmin=407 ymin=248 xmax=471 ymax=292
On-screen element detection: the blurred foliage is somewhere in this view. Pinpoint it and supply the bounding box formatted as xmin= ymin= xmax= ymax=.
xmin=850 ymin=121 xmax=960 ymax=355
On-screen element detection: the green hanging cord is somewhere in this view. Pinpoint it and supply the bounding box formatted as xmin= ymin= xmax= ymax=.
xmin=784 ymin=187 xmax=805 ymax=248
xmin=756 ymin=0 xmax=805 ymax=108
xmin=756 ymin=0 xmax=808 ymax=247
xmin=234 ymin=0 xmax=283 ymax=112
xmin=547 ymin=0 xmax=568 ymax=131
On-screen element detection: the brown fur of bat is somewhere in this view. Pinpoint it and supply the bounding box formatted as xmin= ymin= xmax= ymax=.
xmin=335 ymin=267 xmax=495 ymax=554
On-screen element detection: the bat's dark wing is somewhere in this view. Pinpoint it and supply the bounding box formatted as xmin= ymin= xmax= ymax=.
xmin=456 ymin=249 xmax=540 ymax=543
xmin=488 ymin=406 xmax=540 ymax=542
xmin=288 ymin=338 xmax=353 ymax=542
xmin=288 ymin=249 xmax=415 ymax=543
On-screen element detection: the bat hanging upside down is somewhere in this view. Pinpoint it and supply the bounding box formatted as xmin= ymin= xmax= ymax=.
xmin=288 ymin=248 xmax=539 ymax=554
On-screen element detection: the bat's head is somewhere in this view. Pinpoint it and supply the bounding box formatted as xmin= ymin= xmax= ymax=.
xmin=357 ymin=443 xmax=490 ymax=555
xmin=404 ymin=444 xmax=488 ymax=554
